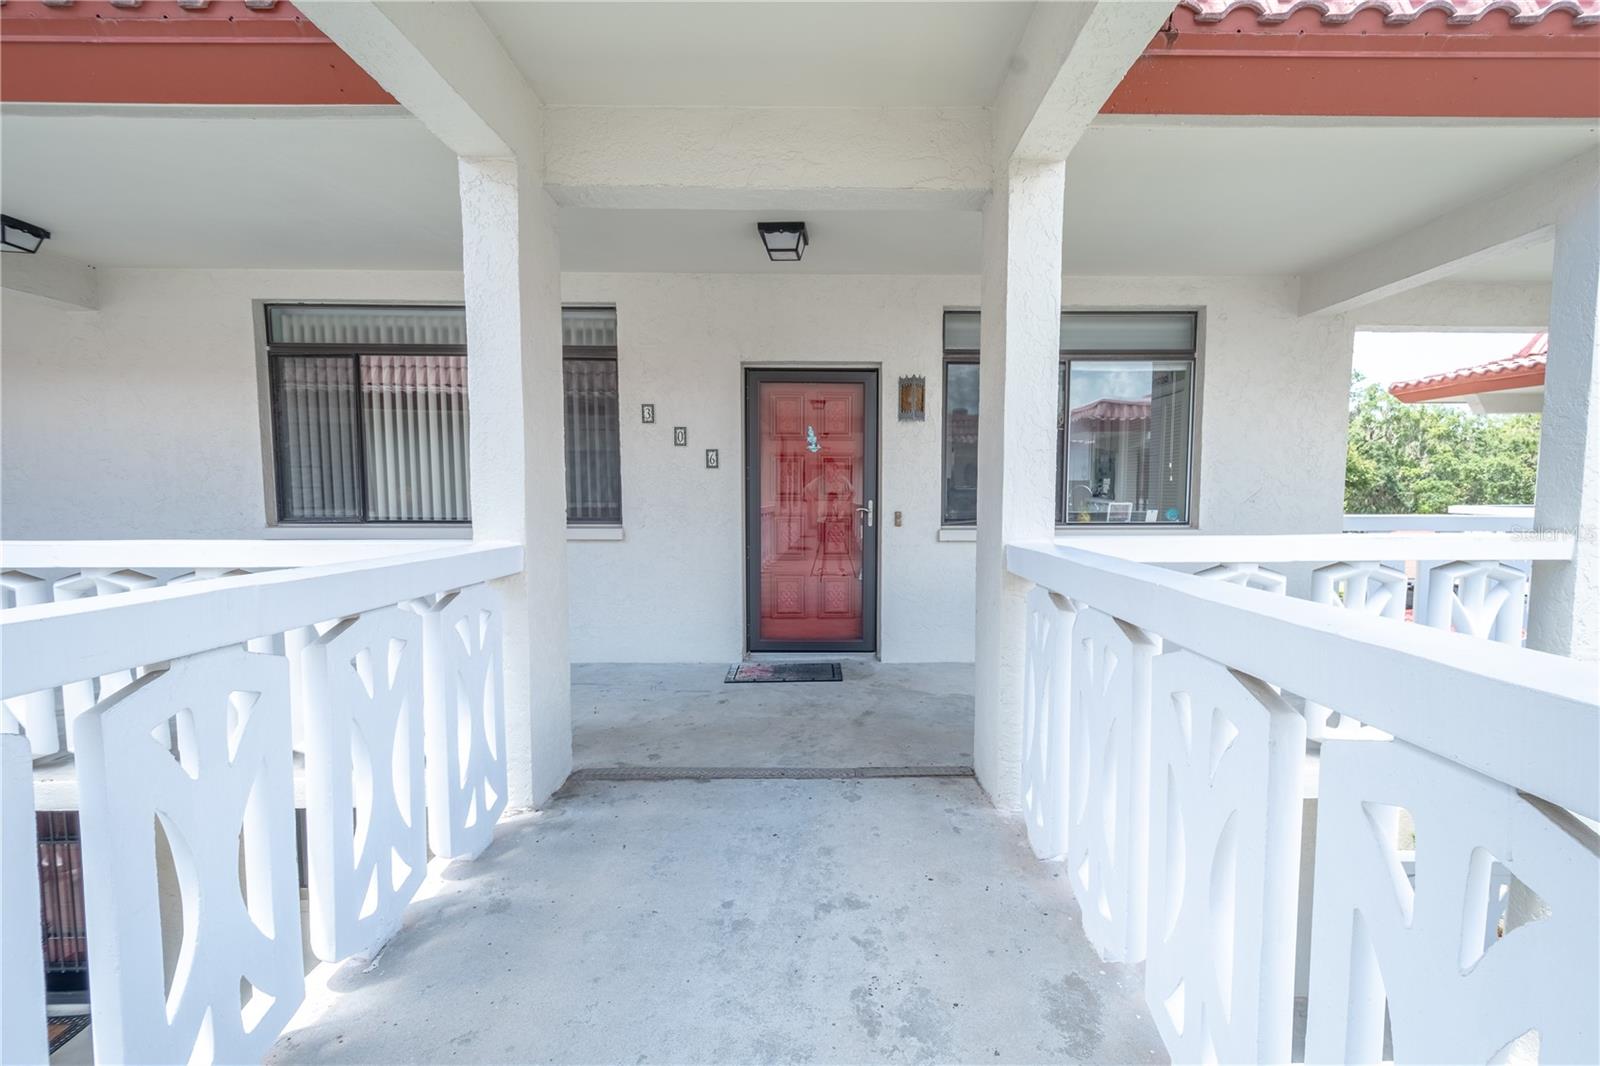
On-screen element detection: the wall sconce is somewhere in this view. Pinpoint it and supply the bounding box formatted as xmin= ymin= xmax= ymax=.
xmin=1 ymin=215 xmax=51 ymax=254
xmin=757 ymin=221 xmax=807 ymax=262
xmin=898 ymin=375 xmax=926 ymax=421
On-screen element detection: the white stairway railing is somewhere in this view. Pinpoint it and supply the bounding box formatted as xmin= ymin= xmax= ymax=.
xmin=1012 ymin=538 xmax=1598 ymax=1065
xmin=0 ymin=541 xmax=519 ymax=1066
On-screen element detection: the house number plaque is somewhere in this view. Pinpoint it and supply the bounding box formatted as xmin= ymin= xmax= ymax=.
xmin=674 ymin=426 xmax=688 ymax=447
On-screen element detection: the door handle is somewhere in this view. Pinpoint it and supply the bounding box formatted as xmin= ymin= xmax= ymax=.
xmin=855 ymin=500 xmax=874 ymax=528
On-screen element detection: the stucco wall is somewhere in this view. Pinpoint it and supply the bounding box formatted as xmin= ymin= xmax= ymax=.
xmin=3 ymin=267 xmax=1392 ymax=662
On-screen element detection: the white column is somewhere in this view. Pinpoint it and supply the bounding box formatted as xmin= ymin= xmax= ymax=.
xmin=973 ymin=158 xmax=1067 ymax=810
xmin=1529 ymin=183 xmax=1600 ymax=662
xmin=459 ymin=157 xmax=572 ymax=808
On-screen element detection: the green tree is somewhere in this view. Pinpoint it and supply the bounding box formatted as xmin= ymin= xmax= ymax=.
xmin=1344 ymin=373 xmax=1541 ymax=514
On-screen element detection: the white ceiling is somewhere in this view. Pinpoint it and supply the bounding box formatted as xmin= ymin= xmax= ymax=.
xmin=1 ymin=106 xmax=1589 ymax=283
xmin=0 ymin=107 xmax=461 ymax=270
xmin=1062 ymin=119 xmax=1596 ymax=278
xmin=474 ymin=1 xmax=1035 ymax=107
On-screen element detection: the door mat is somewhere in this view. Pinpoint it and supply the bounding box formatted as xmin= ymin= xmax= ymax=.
xmin=49 ymin=1015 xmax=91 ymax=1054
xmin=725 ymin=661 xmax=843 ymax=683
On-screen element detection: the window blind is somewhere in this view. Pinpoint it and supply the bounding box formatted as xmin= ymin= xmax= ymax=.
xmin=361 ymin=354 xmax=470 ymax=522
xmin=564 ymin=357 xmax=622 ymax=524
xmin=274 ymin=356 xmax=363 ymax=521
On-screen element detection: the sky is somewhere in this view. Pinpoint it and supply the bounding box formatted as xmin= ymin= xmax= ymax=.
xmin=1351 ymin=330 xmax=1541 ymax=388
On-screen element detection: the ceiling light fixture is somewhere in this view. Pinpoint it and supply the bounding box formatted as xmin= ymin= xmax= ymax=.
xmin=757 ymin=221 xmax=807 ymax=262
xmin=1 ymin=215 xmax=51 ymax=254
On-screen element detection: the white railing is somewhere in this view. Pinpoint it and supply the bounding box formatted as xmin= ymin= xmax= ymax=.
xmin=0 ymin=540 xmax=462 ymax=757
xmin=0 ymin=541 xmax=520 ymax=1065
xmin=1058 ymin=531 xmax=1573 ymax=729
xmin=1012 ymin=539 xmax=1598 ymax=1065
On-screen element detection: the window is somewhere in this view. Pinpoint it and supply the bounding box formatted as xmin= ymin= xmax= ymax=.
xmin=561 ymin=307 xmax=623 ymax=525
xmin=267 ymin=305 xmax=471 ymax=524
xmin=941 ymin=310 xmax=1198 ymax=526
xmin=264 ymin=304 xmax=624 ymax=526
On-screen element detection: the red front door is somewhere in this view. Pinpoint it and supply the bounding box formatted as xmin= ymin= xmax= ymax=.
xmin=746 ymin=371 xmax=878 ymax=651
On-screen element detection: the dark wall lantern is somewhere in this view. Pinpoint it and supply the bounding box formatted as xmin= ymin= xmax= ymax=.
xmin=757 ymin=221 xmax=807 ymax=262
xmin=1 ymin=215 xmax=51 ymax=254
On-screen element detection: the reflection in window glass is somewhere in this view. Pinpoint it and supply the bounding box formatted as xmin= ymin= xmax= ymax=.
xmin=1059 ymin=360 xmax=1192 ymax=525
xmin=943 ymin=362 xmax=980 ymax=524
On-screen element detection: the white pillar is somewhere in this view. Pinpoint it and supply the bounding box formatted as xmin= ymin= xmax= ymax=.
xmin=973 ymin=158 xmax=1067 ymax=810
xmin=459 ymin=157 xmax=572 ymax=808
xmin=1528 ymin=184 xmax=1600 ymax=662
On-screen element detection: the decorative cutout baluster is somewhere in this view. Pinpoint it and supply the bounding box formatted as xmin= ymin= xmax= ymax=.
xmin=1304 ymin=562 xmax=1408 ymax=740
xmin=301 ymin=607 xmax=427 ymax=962
xmin=1197 ymin=563 xmax=1288 ymax=595
xmin=1304 ymin=738 xmax=1599 ymax=1064
xmin=1021 ymin=586 xmax=1075 ymax=861
xmin=417 ymin=585 xmax=508 ymax=860
xmin=1067 ymin=609 xmax=1160 ymax=962
xmin=1419 ymin=560 xmax=1527 ymax=645
xmin=53 ymin=568 xmax=161 ymax=749
xmin=1 ymin=733 xmax=48 ymax=1065
xmin=72 ymin=646 xmax=304 ymax=1065
xmin=1145 ymin=651 xmax=1305 ymax=1064
xmin=1 ymin=569 xmax=59 ymax=756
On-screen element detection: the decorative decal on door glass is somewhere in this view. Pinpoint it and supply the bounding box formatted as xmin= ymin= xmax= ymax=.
xmin=806 ymin=426 xmax=821 ymax=453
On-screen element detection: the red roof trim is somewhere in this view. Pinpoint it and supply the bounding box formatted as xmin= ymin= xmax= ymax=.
xmin=1181 ymin=0 xmax=1600 ymax=25
xmin=0 ymin=1 xmax=395 ymax=105
xmin=1107 ymin=3 xmax=1600 ymax=117
xmin=1388 ymin=334 xmax=1549 ymax=402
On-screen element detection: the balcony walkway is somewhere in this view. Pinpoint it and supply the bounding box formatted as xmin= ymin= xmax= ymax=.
xmin=267 ymin=662 xmax=1165 ymax=1065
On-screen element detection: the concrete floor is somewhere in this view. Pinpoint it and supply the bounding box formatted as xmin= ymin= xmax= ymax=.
xmin=269 ymin=776 xmax=1165 ymax=1065
xmin=572 ymin=661 xmax=974 ymax=770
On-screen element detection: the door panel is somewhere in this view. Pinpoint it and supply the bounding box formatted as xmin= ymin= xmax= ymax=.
xmin=746 ymin=371 xmax=878 ymax=651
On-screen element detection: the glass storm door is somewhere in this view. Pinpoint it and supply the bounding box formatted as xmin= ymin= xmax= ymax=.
xmin=745 ymin=370 xmax=879 ymax=652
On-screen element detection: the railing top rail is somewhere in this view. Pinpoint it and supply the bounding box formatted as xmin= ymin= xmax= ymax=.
xmin=1054 ymin=530 xmax=1573 ymax=564
xmin=1007 ymin=540 xmax=1599 ymax=820
xmin=1343 ymin=513 xmax=1534 ymax=533
xmin=0 ymin=539 xmax=467 ymax=571
xmin=0 ymin=542 xmax=522 ymax=700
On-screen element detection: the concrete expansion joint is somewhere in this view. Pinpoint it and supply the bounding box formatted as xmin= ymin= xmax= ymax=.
xmin=567 ymin=765 xmax=975 ymax=783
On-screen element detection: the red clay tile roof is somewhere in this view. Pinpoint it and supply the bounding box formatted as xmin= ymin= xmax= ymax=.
xmin=1388 ymin=333 xmax=1548 ymax=403
xmin=1181 ymin=0 xmax=1599 ymax=24
xmin=1069 ymin=398 xmax=1152 ymax=431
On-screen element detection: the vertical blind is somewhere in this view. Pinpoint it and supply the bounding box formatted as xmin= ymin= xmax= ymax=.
xmin=562 ymin=307 xmax=622 ymax=525
xmin=274 ymin=356 xmax=363 ymax=521
xmin=564 ymin=357 xmax=622 ymax=523
xmin=362 ymin=354 xmax=471 ymax=522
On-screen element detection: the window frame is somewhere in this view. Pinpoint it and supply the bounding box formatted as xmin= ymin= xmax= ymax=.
xmin=939 ymin=309 xmax=1202 ymax=530
xmin=262 ymin=303 xmax=470 ymax=527
xmin=940 ymin=349 xmax=981 ymax=527
xmin=561 ymin=305 xmax=623 ymax=528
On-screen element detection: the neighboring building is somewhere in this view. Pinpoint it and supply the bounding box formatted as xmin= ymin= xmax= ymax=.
xmin=2 ymin=1 xmax=1597 ymax=1064
xmin=1390 ymin=331 xmax=1550 ymax=413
